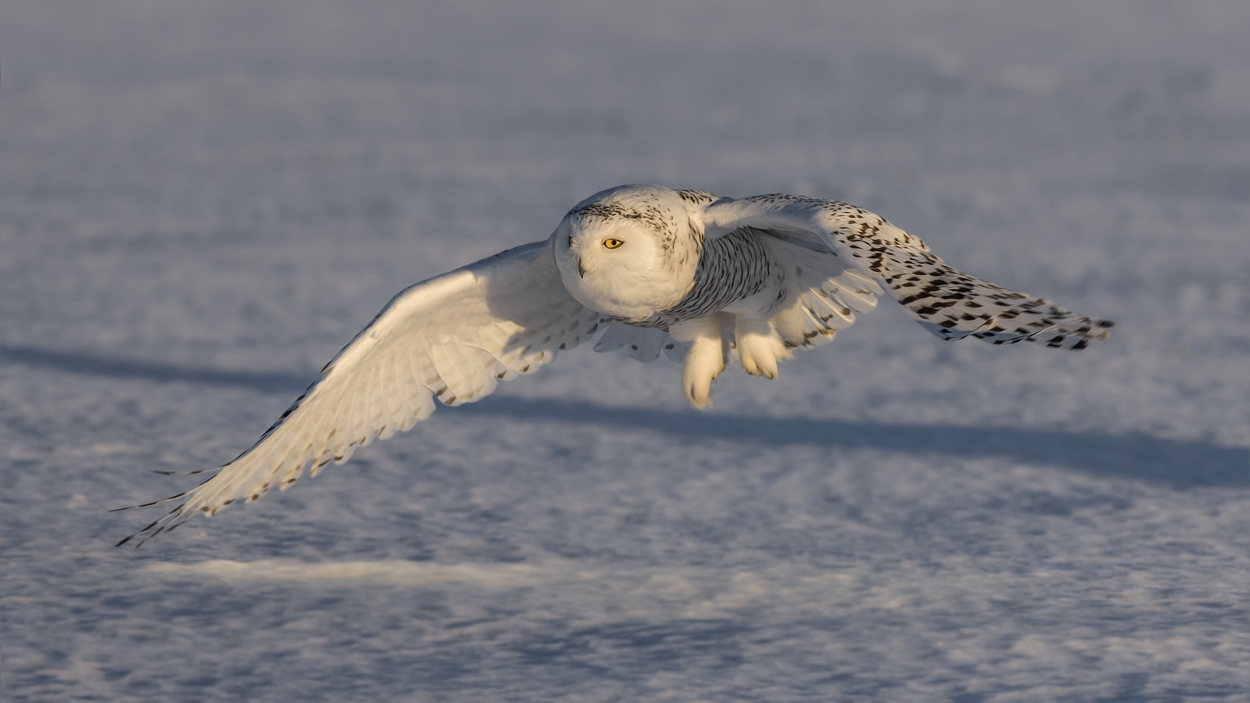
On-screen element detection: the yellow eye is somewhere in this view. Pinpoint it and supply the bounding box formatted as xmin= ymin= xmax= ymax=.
xmin=603 ymin=238 xmax=624 ymax=249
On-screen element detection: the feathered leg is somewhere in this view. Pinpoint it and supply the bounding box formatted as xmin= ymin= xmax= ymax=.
xmin=670 ymin=314 xmax=731 ymax=408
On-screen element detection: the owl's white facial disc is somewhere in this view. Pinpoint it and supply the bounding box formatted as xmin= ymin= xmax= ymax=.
xmin=552 ymin=185 xmax=701 ymax=321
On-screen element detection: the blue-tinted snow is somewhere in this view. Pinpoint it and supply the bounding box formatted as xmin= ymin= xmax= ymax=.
xmin=2 ymin=1 xmax=1247 ymax=700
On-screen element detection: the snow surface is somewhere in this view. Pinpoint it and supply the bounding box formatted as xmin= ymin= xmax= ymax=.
xmin=2 ymin=1 xmax=1248 ymax=700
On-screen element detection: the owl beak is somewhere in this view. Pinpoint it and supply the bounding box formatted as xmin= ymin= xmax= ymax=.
xmin=577 ymin=256 xmax=586 ymax=279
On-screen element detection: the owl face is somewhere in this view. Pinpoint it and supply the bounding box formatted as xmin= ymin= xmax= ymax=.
xmin=552 ymin=186 xmax=700 ymax=322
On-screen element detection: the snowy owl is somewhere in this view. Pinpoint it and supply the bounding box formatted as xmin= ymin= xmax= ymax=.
xmin=118 ymin=184 xmax=1113 ymax=545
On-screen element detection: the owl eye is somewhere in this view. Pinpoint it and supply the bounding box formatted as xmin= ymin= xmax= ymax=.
xmin=603 ymin=238 xmax=624 ymax=249
xmin=568 ymin=236 xmax=574 ymax=248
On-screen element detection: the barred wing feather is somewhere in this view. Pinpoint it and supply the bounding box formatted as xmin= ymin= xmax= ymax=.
xmin=702 ymin=195 xmax=1113 ymax=349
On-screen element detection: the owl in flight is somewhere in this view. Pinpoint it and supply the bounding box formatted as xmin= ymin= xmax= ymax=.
xmin=119 ymin=185 xmax=1112 ymax=545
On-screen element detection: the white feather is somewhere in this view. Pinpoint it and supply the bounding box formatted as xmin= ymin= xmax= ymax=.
xmin=120 ymin=240 xmax=605 ymax=545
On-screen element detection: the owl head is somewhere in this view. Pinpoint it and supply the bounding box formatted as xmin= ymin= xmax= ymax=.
xmin=552 ymin=185 xmax=703 ymax=322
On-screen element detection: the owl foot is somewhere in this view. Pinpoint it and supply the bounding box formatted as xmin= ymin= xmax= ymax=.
xmin=681 ymin=333 xmax=728 ymax=408
xmin=671 ymin=316 xmax=730 ymax=409
xmin=735 ymin=318 xmax=791 ymax=380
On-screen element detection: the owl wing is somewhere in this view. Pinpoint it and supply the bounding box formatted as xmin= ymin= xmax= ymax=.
xmin=118 ymin=239 xmax=605 ymax=546
xmin=701 ymin=194 xmax=1113 ymax=348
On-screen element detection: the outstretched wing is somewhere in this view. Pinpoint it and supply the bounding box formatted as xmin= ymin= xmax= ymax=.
xmin=702 ymin=194 xmax=1113 ymax=348
xmin=119 ymin=239 xmax=605 ymax=546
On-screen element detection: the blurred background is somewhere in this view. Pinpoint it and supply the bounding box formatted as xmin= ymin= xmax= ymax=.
xmin=2 ymin=2 xmax=1247 ymax=701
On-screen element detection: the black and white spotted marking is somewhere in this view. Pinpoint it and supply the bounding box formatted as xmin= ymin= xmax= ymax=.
xmin=723 ymin=193 xmax=1113 ymax=349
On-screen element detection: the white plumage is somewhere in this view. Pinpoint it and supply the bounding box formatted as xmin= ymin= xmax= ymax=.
xmin=118 ymin=184 xmax=1112 ymax=545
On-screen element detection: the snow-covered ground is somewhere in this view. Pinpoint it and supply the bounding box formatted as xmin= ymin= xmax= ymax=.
xmin=2 ymin=1 xmax=1247 ymax=700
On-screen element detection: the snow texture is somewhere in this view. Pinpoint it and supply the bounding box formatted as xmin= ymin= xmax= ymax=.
xmin=2 ymin=1 xmax=1247 ymax=701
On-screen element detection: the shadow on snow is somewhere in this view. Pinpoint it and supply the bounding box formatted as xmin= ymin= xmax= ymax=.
xmin=4 ymin=343 xmax=1245 ymax=489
